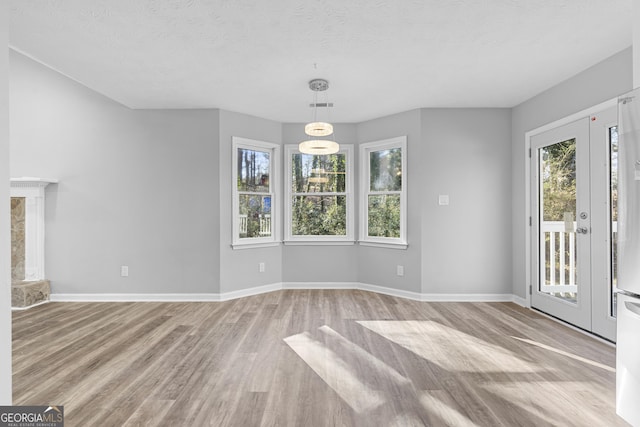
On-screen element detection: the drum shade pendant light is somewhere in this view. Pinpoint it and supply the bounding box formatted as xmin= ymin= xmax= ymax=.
xmin=299 ymin=79 xmax=339 ymax=155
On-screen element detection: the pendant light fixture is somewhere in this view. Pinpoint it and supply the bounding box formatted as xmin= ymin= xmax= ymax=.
xmin=299 ymin=79 xmax=339 ymax=155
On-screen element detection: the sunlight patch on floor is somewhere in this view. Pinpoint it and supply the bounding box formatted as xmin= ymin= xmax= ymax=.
xmin=511 ymin=336 xmax=615 ymax=372
xmin=317 ymin=325 xmax=411 ymax=386
xmin=357 ymin=320 xmax=539 ymax=373
xmin=388 ymin=413 xmax=430 ymax=427
xmin=283 ymin=330 xmax=385 ymax=413
xmin=420 ymin=392 xmax=481 ymax=427
xmin=482 ymin=380 xmax=607 ymax=426
xmin=282 ymin=323 xmax=586 ymax=425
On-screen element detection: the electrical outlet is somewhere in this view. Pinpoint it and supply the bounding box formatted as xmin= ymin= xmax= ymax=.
xmin=397 ymin=265 xmax=404 ymax=276
xmin=259 ymin=262 xmax=265 ymax=273
xmin=121 ymin=265 xmax=129 ymax=277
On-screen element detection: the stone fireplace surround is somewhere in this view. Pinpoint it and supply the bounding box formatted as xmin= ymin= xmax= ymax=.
xmin=10 ymin=177 xmax=57 ymax=308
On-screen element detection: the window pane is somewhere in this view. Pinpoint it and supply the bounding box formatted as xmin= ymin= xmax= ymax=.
xmin=292 ymin=195 xmax=346 ymax=236
xmin=239 ymin=194 xmax=271 ymax=238
xmin=540 ymin=139 xmax=576 ymax=222
xmin=291 ymin=153 xmax=346 ymax=193
xmin=237 ymin=148 xmax=270 ymax=192
xmin=370 ymin=148 xmax=402 ymax=191
xmin=368 ymin=194 xmax=400 ymax=238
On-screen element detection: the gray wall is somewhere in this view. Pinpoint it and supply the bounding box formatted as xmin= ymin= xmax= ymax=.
xmin=421 ymin=108 xmax=513 ymax=295
xmin=218 ymin=110 xmax=283 ymax=293
xmin=14 ymin=41 xmax=624 ymax=302
xmin=1 ymin=1 xmax=12 ymax=404
xmin=281 ymin=123 xmax=359 ymax=284
xmin=10 ymin=51 xmax=220 ymax=294
xmin=357 ymin=110 xmax=423 ymax=292
xmin=511 ymin=47 xmax=634 ymax=298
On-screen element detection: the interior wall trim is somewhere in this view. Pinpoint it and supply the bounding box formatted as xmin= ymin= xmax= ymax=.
xmin=50 ymin=282 xmax=525 ymax=305
xmin=50 ymin=293 xmax=223 ymax=302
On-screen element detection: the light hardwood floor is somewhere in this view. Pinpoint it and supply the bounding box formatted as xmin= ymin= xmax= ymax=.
xmin=12 ymin=290 xmax=628 ymax=426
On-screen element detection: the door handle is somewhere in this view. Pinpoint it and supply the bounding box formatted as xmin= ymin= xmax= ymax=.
xmin=576 ymin=227 xmax=589 ymax=234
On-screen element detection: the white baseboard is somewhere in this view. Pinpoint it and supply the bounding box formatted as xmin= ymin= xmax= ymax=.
xmin=50 ymin=293 xmax=222 ymax=302
xmin=283 ymin=282 xmax=358 ymax=290
xmin=357 ymin=282 xmax=424 ymax=301
xmin=218 ymin=283 xmax=283 ymax=301
xmin=511 ymin=295 xmax=528 ymax=307
xmin=51 ymin=282 xmax=524 ymax=305
xmin=420 ymin=293 xmax=517 ymax=303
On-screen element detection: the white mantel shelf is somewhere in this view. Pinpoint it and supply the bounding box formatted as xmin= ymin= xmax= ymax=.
xmin=10 ymin=177 xmax=58 ymax=186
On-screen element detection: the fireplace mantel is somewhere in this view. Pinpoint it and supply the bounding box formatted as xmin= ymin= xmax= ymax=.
xmin=10 ymin=177 xmax=58 ymax=281
xmin=10 ymin=176 xmax=58 ymax=189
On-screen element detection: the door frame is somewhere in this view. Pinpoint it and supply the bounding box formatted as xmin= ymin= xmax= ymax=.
xmin=524 ymin=98 xmax=617 ymax=309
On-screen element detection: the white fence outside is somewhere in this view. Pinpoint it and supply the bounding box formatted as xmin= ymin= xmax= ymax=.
xmin=239 ymin=214 xmax=271 ymax=237
xmin=540 ymin=220 xmax=617 ymax=294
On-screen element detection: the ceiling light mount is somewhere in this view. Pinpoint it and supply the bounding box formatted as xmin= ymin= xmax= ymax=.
xmin=308 ymin=78 xmax=329 ymax=92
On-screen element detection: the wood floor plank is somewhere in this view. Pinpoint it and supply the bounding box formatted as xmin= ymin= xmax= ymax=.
xmin=12 ymin=290 xmax=629 ymax=426
xmin=120 ymin=398 xmax=175 ymax=427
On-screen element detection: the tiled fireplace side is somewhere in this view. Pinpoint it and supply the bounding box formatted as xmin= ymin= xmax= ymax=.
xmin=11 ymin=197 xmax=26 ymax=282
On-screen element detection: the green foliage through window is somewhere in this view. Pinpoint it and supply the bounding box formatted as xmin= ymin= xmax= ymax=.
xmin=292 ymin=196 xmax=346 ymax=236
xmin=368 ymin=195 xmax=400 ymax=238
xmin=290 ymin=152 xmax=347 ymax=236
xmin=366 ymin=145 xmax=403 ymax=240
xmin=540 ymin=139 xmax=576 ymax=221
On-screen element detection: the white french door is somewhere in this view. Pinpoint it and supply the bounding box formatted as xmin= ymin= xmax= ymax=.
xmin=530 ymin=107 xmax=618 ymax=341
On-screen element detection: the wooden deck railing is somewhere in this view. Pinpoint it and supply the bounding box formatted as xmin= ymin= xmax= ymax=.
xmin=540 ymin=220 xmax=617 ymax=295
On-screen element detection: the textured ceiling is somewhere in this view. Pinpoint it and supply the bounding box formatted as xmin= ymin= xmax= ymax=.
xmin=9 ymin=0 xmax=634 ymax=123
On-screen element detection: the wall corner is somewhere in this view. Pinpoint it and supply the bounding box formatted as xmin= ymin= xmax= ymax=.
xmin=1 ymin=1 xmax=13 ymax=404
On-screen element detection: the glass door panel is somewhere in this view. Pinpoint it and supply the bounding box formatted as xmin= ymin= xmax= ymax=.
xmin=538 ymin=139 xmax=578 ymax=303
xmin=609 ymin=125 xmax=619 ymax=317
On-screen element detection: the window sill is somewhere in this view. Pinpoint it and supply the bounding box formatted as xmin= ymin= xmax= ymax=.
xmin=358 ymin=241 xmax=408 ymax=250
xmin=284 ymin=240 xmax=356 ymax=246
xmin=232 ymin=242 xmax=281 ymax=250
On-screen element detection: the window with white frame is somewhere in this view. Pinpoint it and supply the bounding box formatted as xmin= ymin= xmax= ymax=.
xmin=232 ymin=137 xmax=279 ymax=248
xmin=360 ymin=136 xmax=407 ymax=248
xmin=285 ymin=144 xmax=354 ymax=243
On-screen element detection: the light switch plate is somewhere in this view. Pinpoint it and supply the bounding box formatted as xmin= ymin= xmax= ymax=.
xmin=438 ymin=195 xmax=449 ymax=206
